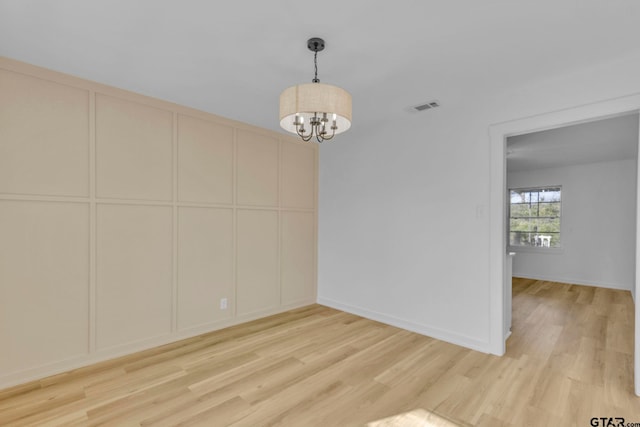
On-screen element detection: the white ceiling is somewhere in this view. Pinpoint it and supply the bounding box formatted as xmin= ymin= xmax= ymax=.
xmin=507 ymin=113 xmax=639 ymax=172
xmin=1 ymin=1 xmax=640 ymax=135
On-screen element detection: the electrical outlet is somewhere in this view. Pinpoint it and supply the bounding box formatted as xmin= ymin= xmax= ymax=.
xmin=220 ymin=298 xmax=228 ymax=310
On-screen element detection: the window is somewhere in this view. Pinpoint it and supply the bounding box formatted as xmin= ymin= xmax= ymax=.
xmin=509 ymin=186 xmax=561 ymax=248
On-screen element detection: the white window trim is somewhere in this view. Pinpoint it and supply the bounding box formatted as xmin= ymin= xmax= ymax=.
xmin=508 ymin=185 xmax=562 ymax=252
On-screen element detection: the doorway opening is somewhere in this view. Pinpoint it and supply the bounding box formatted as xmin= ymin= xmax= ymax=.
xmin=503 ymin=115 xmax=638 ymax=395
xmin=489 ymin=93 xmax=640 ymax=396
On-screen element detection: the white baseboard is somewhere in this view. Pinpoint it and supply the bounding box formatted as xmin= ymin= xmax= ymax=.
xmin=317 ymin=297 xmax=491 ymax=354
xmin=0 ymin=299 xmax=315 ymax=391
xmin=513 ymin=273 xmax=632 ymax=292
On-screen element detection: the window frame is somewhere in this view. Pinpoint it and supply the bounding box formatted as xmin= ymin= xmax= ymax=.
xmin=507 ymin=185 xmax=563 ymax=253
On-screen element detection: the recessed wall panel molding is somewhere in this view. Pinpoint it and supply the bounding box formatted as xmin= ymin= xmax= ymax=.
xmin=178 ymin=207 xmax=234 ymax=329
xmin=281 ymin=142 xmax=316 ymax=209
xmin=0 ymin=57 xmax=317 ymax=390
xmin=96 ymin=95 xmax=173 ymax=201
xmin=0 ymin=201 xmax=89 ymax=375
xmin=237 ymin=209 xmax=280 ymax=316
xmin=96 ymin=204 xmax=173 ymax=350
xmin=178 ymin=115 xmax=234 ymax=204
xmin=0 ymin=69 xmax=89 ymax=197
xmin=281 ymin=211 xmax=316 ymax=305
xmin=236 ymin=130 xmax=279 ymax=206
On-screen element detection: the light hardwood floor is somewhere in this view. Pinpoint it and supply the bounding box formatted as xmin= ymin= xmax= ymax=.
xmin=1 ymin=278 xmax=638 ymax=426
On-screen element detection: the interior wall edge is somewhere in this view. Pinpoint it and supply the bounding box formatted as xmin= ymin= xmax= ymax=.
xmin=317 ymin=297 xmax=491 ymax=354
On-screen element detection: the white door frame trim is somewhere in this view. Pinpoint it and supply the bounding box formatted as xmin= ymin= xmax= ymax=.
xmin=488 ymin=93 xmax=640 ymax=396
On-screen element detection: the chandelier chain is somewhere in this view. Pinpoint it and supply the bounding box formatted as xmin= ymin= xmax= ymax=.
xmin=313 ymin=51 xmax=319 ymax=83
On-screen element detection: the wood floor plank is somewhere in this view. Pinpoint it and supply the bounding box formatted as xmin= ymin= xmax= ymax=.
xmin=1 ymin=278 xmax=639 ymax=426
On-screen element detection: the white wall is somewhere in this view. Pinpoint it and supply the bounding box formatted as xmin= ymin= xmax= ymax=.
xmin=507 ymin=159 xmax=637 ymax=291
xmin=318 ymin=49 xmax=640 ymax=353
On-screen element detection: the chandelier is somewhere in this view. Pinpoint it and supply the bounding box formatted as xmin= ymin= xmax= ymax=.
xmin=279 ymin=38 xmax=352 ymax=143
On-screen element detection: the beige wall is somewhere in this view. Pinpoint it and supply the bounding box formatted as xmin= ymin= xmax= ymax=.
xmin=0 ymin=57 xmax=317 ymax=389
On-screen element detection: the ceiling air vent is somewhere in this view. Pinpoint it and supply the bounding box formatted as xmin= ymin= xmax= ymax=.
xmin=413 ymin=101 xmax=440 ymax=111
